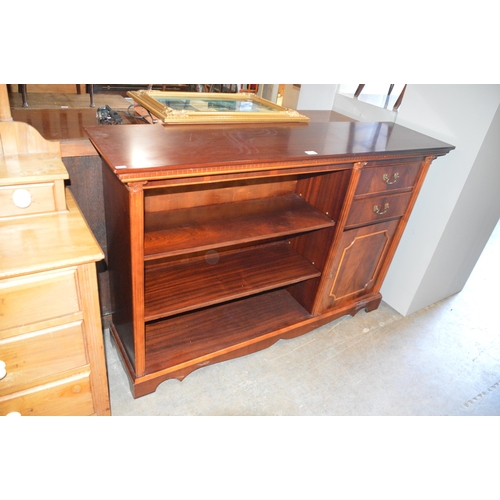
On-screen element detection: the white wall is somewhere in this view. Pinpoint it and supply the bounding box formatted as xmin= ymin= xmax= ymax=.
xmin=382 ymin=85 xmax=500 ymax=314
xmin=297 ymin=84 xmax=338 ymax=110
xmin=331 ymin=93 xmax=396 ymax=122
xmin=260 ymin=84 xmax=279 ymax=103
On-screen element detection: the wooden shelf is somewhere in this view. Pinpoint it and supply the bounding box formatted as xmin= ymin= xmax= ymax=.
xmin=144 ymin=242 xmax=320 ymax=321
xmin=144 ymin=193 xmax=335 ymax=259
xmin=145 ymin=289 xmax=312 ymax=374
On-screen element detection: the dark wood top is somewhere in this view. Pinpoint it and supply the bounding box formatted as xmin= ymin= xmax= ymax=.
xmin=12 ymin=108 xmax=99 ymax=140
xmin=85 ymin=121 xmax=454 ymax=181
xmin=10 ymin=93 xmax=134 ymax=157
xmin=10 ymin=108 xmax=137 ymax=157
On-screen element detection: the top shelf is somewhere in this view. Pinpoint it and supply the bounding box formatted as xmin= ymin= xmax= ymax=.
xmin=144 ymin=193 xmax=335 ymax=259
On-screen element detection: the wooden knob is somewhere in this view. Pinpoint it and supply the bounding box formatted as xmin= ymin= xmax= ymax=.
xmin=12 ymin=188 xmax=32 ymax=209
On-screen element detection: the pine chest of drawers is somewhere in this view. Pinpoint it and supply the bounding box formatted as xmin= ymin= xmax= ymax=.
xmin=0 ymin=121 xmax=110 ymax=416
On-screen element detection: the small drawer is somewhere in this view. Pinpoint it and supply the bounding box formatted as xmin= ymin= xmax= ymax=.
xmin=0 ymin=180 xmax=66 ymax=218
xmin=0 ymin=269 xmax=81 ymax=334
xmin=346 ymin=192 xmax=413 ymax=227
xmin=0 ymin=322 xmax=88 ymax=393
xmin=356 ymin=161 xmax=421 ymax=196
xmin=0 ymin=371 xmax=95 ymax=416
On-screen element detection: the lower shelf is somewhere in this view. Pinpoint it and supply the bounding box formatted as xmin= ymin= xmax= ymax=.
xmin=112 ymin=289 xmax=384 ymax=398
xmin=144 ymin=289 xmax=312 ymax=375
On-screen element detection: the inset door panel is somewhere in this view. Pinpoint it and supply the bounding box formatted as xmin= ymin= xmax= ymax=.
xmin=319 ymin=220 xmax=399 ymax=311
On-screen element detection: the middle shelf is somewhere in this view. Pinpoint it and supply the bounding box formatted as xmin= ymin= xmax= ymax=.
xmin=144 ymin=242 xmax=321 ymax=321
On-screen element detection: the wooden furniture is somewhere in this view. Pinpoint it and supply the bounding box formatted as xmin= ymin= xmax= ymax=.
xmin=9 ymin=97 xmax=137 ymax=324
xmin=15 ymin=84 xmax=95 ymax=108
xmin=7 ymin=107 xmax=356 ymax=329
xmin=86 ymin=121 xmax=454 ymax=399
xmin=0 ymin=119 xmax=110 ymax=416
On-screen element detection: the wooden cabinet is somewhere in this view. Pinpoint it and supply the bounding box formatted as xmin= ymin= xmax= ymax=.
xmin=317 ymin=156 xmax=435 ymax=312
xmin=85 ymin=121 xmax=454 ymax=398
xmin=0 ymin=121 xmax=110 ymax=416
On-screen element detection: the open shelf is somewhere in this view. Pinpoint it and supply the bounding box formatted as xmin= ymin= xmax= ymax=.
xmin=145 ymin=289 xmax=312 ymax=374
xmin=144 ymin=193 xmax=335 ymax=259
xmin=144 ymin=242 xmax=321 ymax=321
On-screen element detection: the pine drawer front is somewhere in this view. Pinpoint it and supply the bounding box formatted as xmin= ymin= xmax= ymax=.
xmin=0 ymin=181 xmax=65 ymax=218
xmin=346 ymin=192 xmax=413 ymax=228
xmin=355 ymin=161 xmax=421 ymax=196
xmin=0 ymin=322 xmax=88 ymax=394
xmin=0 ymin=371 xmax=95 ymax=416
xmin=0 ymin=269 xmax=81 ymax=334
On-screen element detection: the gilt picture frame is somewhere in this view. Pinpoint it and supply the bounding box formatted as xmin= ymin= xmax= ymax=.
xmin=127 ymin=90 xmax=310 ymax=124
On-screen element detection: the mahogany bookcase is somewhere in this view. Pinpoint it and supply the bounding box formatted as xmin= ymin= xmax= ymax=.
xmin=86 ymin=121 xmax=454 ymax=398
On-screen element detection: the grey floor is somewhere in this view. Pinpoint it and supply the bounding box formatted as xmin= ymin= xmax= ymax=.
xmin=104 ymin=221 xmax=500 ymax=416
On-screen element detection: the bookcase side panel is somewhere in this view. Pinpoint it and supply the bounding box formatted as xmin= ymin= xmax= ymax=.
xmin=102 ymin=165 xmax=136 ymax=369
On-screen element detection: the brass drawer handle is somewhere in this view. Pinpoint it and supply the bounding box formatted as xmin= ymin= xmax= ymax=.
xmin=373 ymin=203 xmax=390 ymax=215
xmin=382 ymin=172 xmax=399 ymax=185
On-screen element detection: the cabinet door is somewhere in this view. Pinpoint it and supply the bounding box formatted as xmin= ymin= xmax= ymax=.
xmin=318 ymin=219 xmax=399 ymax=311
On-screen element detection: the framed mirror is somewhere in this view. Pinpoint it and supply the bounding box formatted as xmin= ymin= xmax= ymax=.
xmin=127 ymin=90 xmax=310 ymax=124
